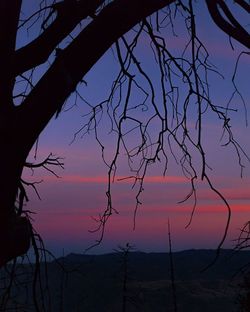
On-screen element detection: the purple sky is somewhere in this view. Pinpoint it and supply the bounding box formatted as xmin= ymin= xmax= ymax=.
xmin=20 ymin=1 xmax=250 ymax=257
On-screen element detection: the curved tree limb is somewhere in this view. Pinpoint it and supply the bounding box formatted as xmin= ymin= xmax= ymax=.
xmin=19 ymin=0 xmax=175 ymax=155
xmin=13 ymin=0 xmax=104 ymax=76
xmin=235 ymin=0 xmax=250 ymax=13
xmin=205 ymin=0 xmax=250 ymax=49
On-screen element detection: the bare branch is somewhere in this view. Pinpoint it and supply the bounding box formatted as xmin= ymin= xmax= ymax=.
xmin=25 ymin=153 xmax=64 ymax=178
xmin=205 ymin=0 xmax=250 ymax=49
xmin=14 ymin=0 xmax=104 ymax=76
xmin=235 ymin=0 xmax=250 ymax=13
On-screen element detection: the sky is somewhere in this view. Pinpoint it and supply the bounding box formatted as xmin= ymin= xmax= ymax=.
xmin=20 ymin=1 xmax=250 ymax=257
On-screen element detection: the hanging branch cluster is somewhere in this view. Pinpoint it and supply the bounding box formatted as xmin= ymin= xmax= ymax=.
xmin=76 ymin=1 xmax=249 ymax=253
xmin=0 ymin=0 xmax=249 ymax=310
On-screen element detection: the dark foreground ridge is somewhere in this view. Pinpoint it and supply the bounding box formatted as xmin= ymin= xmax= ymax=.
xmin=1 ymin=249 xmax=250 ymax=311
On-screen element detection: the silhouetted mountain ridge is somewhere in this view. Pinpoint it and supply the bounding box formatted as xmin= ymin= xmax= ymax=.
xmin=58 ymin=248 xmax=250 ymax=281
xmin=1 ymin=249 xmax=249 ymax=311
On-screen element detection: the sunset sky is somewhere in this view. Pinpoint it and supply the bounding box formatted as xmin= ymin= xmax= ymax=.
xmin=21 ymin=1 xmax=250 ymax=257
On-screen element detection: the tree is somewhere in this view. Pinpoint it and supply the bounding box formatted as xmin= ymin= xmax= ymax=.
xmin=0 ymin=0 xmax=249 ymax=269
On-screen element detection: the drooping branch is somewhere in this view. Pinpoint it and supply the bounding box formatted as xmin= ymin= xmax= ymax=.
xmin=80 ymin=0 xmax=247 ymax=253
xmin=13 ymin=0 xmax=104 ymax=76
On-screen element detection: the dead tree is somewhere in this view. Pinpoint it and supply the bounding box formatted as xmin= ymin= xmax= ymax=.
xmin=0 ymin=0 xmax=249 ymax=268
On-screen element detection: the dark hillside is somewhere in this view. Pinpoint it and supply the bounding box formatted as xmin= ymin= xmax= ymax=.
xmin=1 ymin=249 xmax=249 ymax=311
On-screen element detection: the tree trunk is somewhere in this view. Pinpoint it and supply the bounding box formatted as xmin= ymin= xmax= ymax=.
xmin=0 ymin=108 xmax=31 ymax=267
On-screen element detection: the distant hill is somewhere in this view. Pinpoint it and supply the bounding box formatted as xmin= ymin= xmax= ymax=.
xmin=60 ymin=248 xmax=250 ymax=279
xmin=1 ymin=249 xmax=250 ymax=311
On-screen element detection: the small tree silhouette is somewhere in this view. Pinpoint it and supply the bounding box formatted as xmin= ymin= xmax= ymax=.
xmin=115 ymin=243 xmax=136 ymax=312
xmin=114 ymin=243 xmax=151 ymax=311
xmin=168 ymin=219 xmax=177 ymax=312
